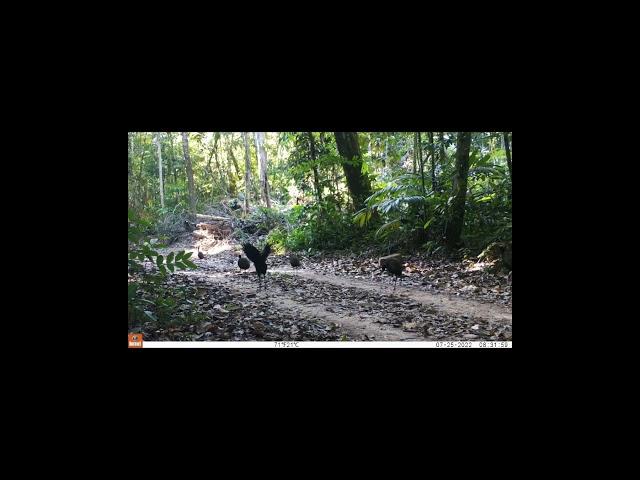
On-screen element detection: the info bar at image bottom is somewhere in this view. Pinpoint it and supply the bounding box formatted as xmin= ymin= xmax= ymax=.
xmin=135 ymin=341 xmax=512 ymax=348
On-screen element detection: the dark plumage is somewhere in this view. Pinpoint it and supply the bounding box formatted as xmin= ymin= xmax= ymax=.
xmin=289 ymin=255 xmax=301 ymax=268
xmin=197 ymin=247 xmax=205 ymax=259
xmin=242 ymin=243 xmax=272 ymax=287
xmin=379 ymin=254 xmax=404 ymax=291
xmin=238 ymin=255 xmax=250 ymax=280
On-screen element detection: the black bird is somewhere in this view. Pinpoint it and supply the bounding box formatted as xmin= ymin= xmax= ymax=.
xmin=198 ymin=247 xmax=205 ymax=259
xmin=242 ymin=242 xmax=272 ymax=288
xmin=238 ymin=255 xmax=250 ymax=280
xmin=289 ymin=255 xmax=301 ymax=269
xmin=379 ymin=254 xmax=404 ymax=292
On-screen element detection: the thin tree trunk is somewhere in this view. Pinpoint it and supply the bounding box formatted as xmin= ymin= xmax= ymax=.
xmin=165 ymin=133 xmax=173 ymax=189
xmin=242 ymin=132 xmax=251 ymax=214
xmin=213 ymin=133 xmax=226 ymax=195
xmin=503 ymin=132 xmax=512 ymax=184
xmin=417 ymin=132 xmax=425 ymax=195
xmin=445 ymin=132 xmax=472 ymax=249
xmin=168 ymin=132 xmax=178 ymax=184
xmin=254 ymin=132 xmax=271 ymax=208
xmin=384 ymin=134 xmax=388 ymax=168
xmin=206 ymin=148 xmax=215 ymax=201
xmin=438 ymin=132 xmax=446 ymax=193
xmin=412 ymin=133 xmax=417 ymax=174
xmin=428 ymin=132 xmax=437 ymax=191
xmin=418 ymin=132 xmax=427 ymax=226
xmin=307 ymin=132 xmax=322 ymax=203
xmin=155 ymin=132 xmax=165 ymax=208
xmin=181 ymin=132 xmax=197 ymax=222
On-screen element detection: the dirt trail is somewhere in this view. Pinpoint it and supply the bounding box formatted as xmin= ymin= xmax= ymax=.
xmin=186 ymin=262 xmax=511 ymax=341
xmin=189 ymin=270 xmax=424 ymax=340
xmin=271 ymin=268 xmax=512 ymax=325
xmin=155 ymin=236 xmax=511 ymax=341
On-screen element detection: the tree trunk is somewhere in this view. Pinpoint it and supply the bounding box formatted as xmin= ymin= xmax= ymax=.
xmin=445 ymin=132 xmax=472 ymax=249
xmin=254 ymin=132 xmax=271 ymax=208
xmin=155 ymin=132 xmax=165 ymax=208
xmin=168 ymin=132 xmax=178 ymax=184
xmin=213 ymin=133 xmax=227 ymax=195
xmin=503 ymin=132 xmax=512 ymax=184
xmin=181 ymin=132 xmax=197 ymax=222
xmin=307 ymin=132 xmax=322 ymax=203
xmin=428 ymin=132 xmax=437 ymax=191
xmin=206 ymin=148 xmax=216 ymax=201
xmin=334 ymin=132 xmax=372 ymax=209
xmin=165 ymin=133 xmax=173 ymax=189
xmin=384 ymin=135 xmax=388 ymax=168
xmin=418 ymin=132 xmax=425 ymax=197
xmin=224 ymin=134 xmax=237 ymax=196
xmin=242 ymin=132 xmax=251 ymax=214
xmin=438 ymin=132 xmax=446 ymax=190
xmin=412 ymin=133 xmax=417 ymax=174
xmin=417 ymin=132 xmax=428 ymax=231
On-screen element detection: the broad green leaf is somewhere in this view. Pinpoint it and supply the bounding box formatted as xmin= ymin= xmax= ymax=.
xmin=156 ymin=255 xmax=164 ymax=268
xmin=424 ymin=218 xmax=434 ymax=230
xmin=166 ymin=252 xmax=175 ymax=264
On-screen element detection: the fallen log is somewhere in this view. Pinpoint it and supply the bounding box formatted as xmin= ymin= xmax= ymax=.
xmin=196 ymin=214 xmax=231 ymax=222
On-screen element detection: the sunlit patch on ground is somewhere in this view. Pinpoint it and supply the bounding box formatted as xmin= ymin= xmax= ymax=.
xmin=465 ymin=261 xmax=494 ymax=272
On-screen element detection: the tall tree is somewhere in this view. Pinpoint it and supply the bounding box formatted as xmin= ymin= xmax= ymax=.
xmin=412 ymin=133 xmax=417 ymax=174
xmin=154 ymin=132 xmax=165 ymax=208
xmin=334 ymin=132 xmax=372 ymax=209
xmin=213 ymin=132 xmax=227 ymax=194
xmin=503 ymin=132 xmax=512 ymax=184
xmin=428 ymin=132 xmax=437 ymax=191
xmin=181 ymin=132 xmax=197 ymax=221
xmin=445 ymin=132 xmax=472 ymax=249
xmin=307 ymin=132 xmax=322 ymax=203
xmin=254 ymin=132 xmax=272 ymax=208
xmin=417 ymin=132 xmax=426 ymax=198
xmin=168 ymin=132 xmax=178 ymax=184
xmin=242 ymin=132 xmax=251 ymax=214
xmin=438 ymin=132 xmax=446 ymax=192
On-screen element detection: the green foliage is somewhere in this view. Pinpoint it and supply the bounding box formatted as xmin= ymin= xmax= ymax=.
xmin=128 ymin=209 xmax=197 ymax=329
xmin=266 ymin=200 xmax=367 ymax=253
xmin=130 ymin=131 xmax=512 ymax=259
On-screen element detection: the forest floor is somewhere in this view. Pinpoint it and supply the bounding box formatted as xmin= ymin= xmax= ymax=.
xmin=132 ymin=232 xmax=512 ymax=342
